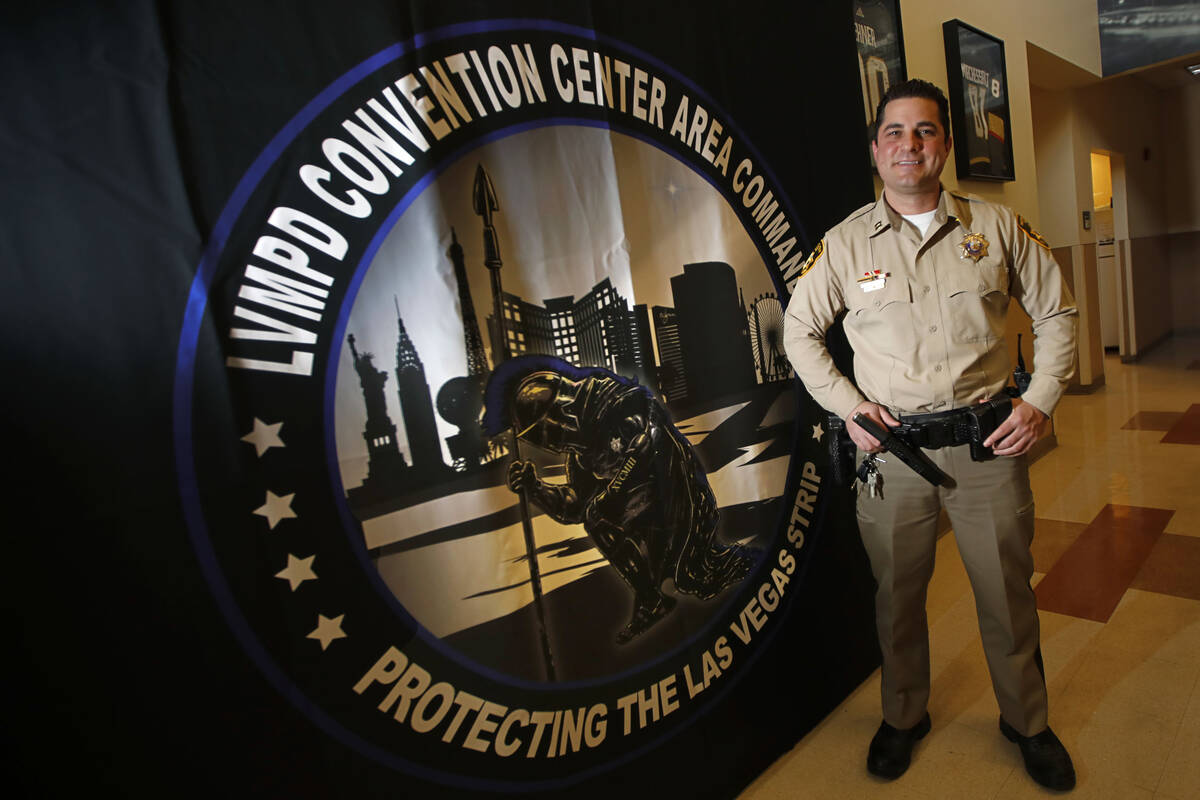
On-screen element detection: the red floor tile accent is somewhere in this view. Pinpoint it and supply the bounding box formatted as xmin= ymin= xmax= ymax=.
xmin=1161 ymin=403 xmax=1200 ymax=444
xmin=1132 ymin=534 xmax=1200 ymax=601
xmin=1121 ymin=411 xmax=1183 ymax=431
xmin=1035 ymin=504 xmax=1175 ymax=622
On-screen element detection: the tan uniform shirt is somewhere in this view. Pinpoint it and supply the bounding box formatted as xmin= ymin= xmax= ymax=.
xmin=783 ymin=189 xmax=1077 ymax=420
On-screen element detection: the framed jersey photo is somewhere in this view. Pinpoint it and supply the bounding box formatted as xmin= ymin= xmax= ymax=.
xmin=855 ymin=0 xmax=907 ymax=168
xmin=942 ymin=20 xmax=1016 ymax=181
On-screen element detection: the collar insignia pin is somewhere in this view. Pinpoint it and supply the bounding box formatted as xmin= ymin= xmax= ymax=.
xmin=960 ymin=232 xmax=989 ymax=262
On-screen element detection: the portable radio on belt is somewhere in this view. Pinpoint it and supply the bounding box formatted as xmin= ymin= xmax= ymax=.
xmin=1009 ymin=333 xmax=1032 ymax=397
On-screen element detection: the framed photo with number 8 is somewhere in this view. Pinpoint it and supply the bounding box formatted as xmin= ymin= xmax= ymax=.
xmin=855 ymin=0 xmax=907 ymax=169
xmin=942 ymin=19 xmax=1015 ymax=181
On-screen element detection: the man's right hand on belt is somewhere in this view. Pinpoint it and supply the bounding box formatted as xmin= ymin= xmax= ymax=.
xmin=847 ymin=400 xmax=901 ymax=453
xmin=984 ymin=397 xmax=1049 ymax=457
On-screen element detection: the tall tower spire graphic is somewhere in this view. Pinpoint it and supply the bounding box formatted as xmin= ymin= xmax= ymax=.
xmin=393 ymin=300 xmax=446 ymax=472
xmin=448 ymin=227 xmax=489 ymax=376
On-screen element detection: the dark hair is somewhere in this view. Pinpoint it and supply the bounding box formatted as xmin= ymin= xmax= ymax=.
xmin=870 ymin=79 xmax=951 ymax=142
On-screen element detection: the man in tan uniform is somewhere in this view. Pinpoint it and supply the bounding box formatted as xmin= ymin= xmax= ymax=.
xmin=783 ymin=79 xmax=1077 ymax=790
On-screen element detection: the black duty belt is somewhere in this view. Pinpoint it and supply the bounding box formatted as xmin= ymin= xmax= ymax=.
xmin=894 ymin=408 xmax=978 ymax=449
xmin=829 ymin=397 xmax=1015 ymax=488
xmin=893 ymin=398 xmax=1013 ymax=458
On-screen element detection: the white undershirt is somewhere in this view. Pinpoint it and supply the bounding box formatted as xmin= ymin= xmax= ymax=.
xmin=901 ymin=210 xmax=938 ymax=238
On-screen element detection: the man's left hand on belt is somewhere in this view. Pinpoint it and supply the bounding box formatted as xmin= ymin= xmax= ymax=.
xmin=983 ymin=397 xmax=1049 ymax=457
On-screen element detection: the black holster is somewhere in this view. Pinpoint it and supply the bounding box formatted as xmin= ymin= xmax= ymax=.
xmin=963 ymin=397 xmax=1013 ymax=461
xmin=826 ymin=413 xmax=857 ymax=485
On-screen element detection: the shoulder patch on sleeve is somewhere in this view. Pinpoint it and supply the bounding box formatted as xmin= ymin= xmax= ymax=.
xmin=1017 ymin=214 xmax=1051 ymax=250
xmin=798 ymin=238 xmax=825 ymax=279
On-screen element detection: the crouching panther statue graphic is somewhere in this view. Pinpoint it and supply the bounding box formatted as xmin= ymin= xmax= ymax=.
xmin=484 ymin=356 xmax=757 ymax=644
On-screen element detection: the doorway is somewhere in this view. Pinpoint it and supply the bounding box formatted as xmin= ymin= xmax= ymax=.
xmin=1091 ymin=150 xmax=1129 ymax=356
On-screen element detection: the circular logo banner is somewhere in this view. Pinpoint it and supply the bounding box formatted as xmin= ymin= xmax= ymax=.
xmin=174 ymin=19 xmax=830 ymax=791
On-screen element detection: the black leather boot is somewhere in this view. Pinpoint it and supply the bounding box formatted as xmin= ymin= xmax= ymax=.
xmin=867 ymin=712 xmax=931 ymax=779
xmin=1000 ymin=717 xmax=1076 ymax=791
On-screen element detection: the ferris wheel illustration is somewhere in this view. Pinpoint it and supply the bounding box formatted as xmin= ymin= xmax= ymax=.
xmin=747 ymin=293 xmax=791 ymax=383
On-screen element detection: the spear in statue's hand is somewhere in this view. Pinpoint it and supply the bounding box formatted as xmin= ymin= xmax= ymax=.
xmin=473 ymin=163 xmax=556 ymax=682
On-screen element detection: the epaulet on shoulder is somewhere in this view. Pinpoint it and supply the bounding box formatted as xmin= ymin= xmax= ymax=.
xmin=846 ymin=201 xmax=875 ymax=221
xmin=949 ymin=190 xmax=1014 ymax=221
xmin=830 ymin=201 xmax=876 ymax=233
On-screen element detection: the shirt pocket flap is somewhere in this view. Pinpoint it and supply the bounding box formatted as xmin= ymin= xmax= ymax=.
xmin=847 ymin=274 xmax=912 ymax=312
xmin=943 ymin=260 xmax=1008 ymax=299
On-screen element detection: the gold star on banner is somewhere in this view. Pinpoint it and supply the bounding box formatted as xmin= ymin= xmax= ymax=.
xmin=812 ymin=423 xmax=823 ymax=441
xmin=275 ymin=554 xmax=317 ymax=591
xmin=254 ymin=490 xmax=296 ymax=530
xmin=242 ymin=418 xmax=284 ymax=457
xmin=307 ymin=614 xmax=346 ymax=650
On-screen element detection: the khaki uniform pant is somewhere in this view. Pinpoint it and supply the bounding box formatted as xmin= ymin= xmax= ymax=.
xmin=856 ymin=444 xmax=1048 ymax=736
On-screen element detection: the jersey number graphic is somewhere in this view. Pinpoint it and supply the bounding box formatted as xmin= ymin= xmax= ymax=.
xmin=968 ymin=83 xmax=988 ymax=138
xmin=859 ymin=53 xmax=890 ymax=122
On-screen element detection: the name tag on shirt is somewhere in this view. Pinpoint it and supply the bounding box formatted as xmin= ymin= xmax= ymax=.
xmin=857 ymin=269 xmax=887 ymax=293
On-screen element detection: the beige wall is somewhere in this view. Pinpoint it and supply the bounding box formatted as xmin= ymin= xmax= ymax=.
xmin=894 ymin=0 xmax=1196 ymax=354
xmin=896 ymin=0 xmax=1101 ymax=228
xmin=1072 ymin=77 xmax=1170 ymax=241
xmin=1048 ymin=80 xmax=1200 ymax=347
xmin=1165 ymin=81 xmax=1200 ymax=234
xmin=1030 ymin=85 xmax=1085 ymax=247
xmin=1170 ymin=231 xmax=1200 ymax=333
xmin=1053 ymin=243 xmax=1106 ymax=388
xmin=1165 ymin=82 xmax=1200 ymax=332
xmin=1129 ymin=235 xmax=1174 ymax=351
xmin=895 ymin=0 xmax=1105 ymax=385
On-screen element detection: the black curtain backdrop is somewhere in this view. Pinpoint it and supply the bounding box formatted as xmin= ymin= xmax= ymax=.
xmin=4 ymin=2 xmax=878 ymax=797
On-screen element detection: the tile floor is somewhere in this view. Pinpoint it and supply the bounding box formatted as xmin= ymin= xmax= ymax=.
xmin=740 ymin=335 xmax=1200 ymax=799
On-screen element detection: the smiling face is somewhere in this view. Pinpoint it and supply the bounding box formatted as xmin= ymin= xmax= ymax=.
xmin=871 ymin=96 xmax=951 ymax=210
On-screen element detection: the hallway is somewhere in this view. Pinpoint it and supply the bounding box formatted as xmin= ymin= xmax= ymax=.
xmin=741 ymin=335 xmax=1200 ymax=799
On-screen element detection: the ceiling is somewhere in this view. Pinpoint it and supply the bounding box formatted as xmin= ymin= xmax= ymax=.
xmin=1027 ymin=42 xmax=1100 ymax=90
xmin=1133 ymin=51 xmax=1200 ymax=87
xmin=1028 ymin=43 xmax=1200 ymax=91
